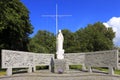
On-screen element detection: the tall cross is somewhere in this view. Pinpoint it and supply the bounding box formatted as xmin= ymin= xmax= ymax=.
xmin=41 ymin=4 xmax=72 ymax=51
xmin=41 ymin=4 xmax=72 ymax=36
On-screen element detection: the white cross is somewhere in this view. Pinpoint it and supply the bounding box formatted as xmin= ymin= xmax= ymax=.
xmin=41 ymin=4 xmax=72 ymax=36
xmin=41 ymin=4 xmax=72 ymax=51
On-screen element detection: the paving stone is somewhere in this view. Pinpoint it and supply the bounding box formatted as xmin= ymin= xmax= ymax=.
xmin=0 ymin=70 xmax=120 ymax=80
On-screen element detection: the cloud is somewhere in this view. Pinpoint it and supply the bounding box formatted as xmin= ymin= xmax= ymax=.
xmin=103 ymin=17 xmax=120 ymax=47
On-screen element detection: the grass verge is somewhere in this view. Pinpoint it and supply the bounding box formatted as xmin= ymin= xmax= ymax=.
xmin=0 ymin=71 xmax=6 ymax=76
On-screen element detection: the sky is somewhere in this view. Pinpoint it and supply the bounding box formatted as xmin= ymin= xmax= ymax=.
xmin=20 ymin=0 xmax=120 ymax=46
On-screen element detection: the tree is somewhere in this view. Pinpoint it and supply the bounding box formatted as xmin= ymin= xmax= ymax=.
xmin=62 ymin=29 xmax=76 ymax=53
xmin=28 ymin=30 xmax=56 ymax=53
xmin=0 ymin=0 xmax=33 ymax=51
xmin=74 ymin=28 xmax=89 ymax=52
xmin=75 ymin=22 xmax=115 ymax=52
xmin=28 ymin=22 xmax=115 ymax=53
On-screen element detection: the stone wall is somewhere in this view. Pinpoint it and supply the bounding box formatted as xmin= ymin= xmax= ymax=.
xmin=2 ymin=50 xmax=54 ymax=68
xmin=1 ymin=49 xmax=119 ymax=76
xmin=64 ymin=53 xmax=85 ymax=65
xmin=34 ymin=53 xmax=54 ymax=66
xmin=85 ymin=50 xmax=119 ymax=68
xmin=2 ymin=50 xmax=34 ymax=68
xmin=64 ymin=50 xmax=119 ymax=68
xmin=2 ymin=50 xmax=118 ymax=69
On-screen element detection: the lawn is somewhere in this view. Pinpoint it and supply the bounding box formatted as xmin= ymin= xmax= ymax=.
xmin=93 ymin=67 xmax=120 ymax=75
xmin=0 ymin=71 xmax=6 ymax=76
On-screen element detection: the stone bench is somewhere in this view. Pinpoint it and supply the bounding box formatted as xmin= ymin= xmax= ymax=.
xmin=1 ymin=50 xmax=54 ymax=76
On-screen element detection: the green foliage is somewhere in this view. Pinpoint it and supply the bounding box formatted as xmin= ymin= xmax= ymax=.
xmin=74 ymin=22 xmax=115 ymax=52
xmin=62 ymin=29 xmax=76 ymax=53
xmin=0 ymin=0 xmax=33 ymax=51
xmin=60 ymin=22 xmax=115 ymax=53
xmin=29 ymin=22 xmax=115 ymax=53
xmin=28 ymin=30 xmax=56 ymax=53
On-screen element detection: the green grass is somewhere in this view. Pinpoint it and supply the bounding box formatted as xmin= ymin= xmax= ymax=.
xmin=93 ymin=67 xmax=120 ymax=75
xmin=0 ymin=71 xmax=6 ymax=76
xmin=114 ymin=70 xmax=120 ymax=75
xmin=93 ymin=67 xmax=108 ymax=72
xmin=69 ymin=65 xmax=82 ymax=70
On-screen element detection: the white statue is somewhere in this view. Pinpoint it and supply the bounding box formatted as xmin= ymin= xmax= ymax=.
xmin=56 ymin=30 xmax=64 ymax=59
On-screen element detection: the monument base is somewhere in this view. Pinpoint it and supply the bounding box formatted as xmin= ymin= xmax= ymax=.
xmin=53 ymin=59 xmax=67 ymax=73
xmin=56 ymin=49 xmax=64 ymax=59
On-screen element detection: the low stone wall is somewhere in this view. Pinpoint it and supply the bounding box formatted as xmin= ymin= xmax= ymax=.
xmin=2 ymin=50 xmax=54 ymax=68
xmin=34 ymin=53 xmax=54 ymax=66
xmin=85 ymin=50 xmax=119 ymax=68
xmin=64 ymin=53 xmax=85 ymax=65
xmin=1 ymin=49 xmax=119 ymax=76
xmin=2 ymin=50 xmax=118 ymax=69
xmin=1 ymin=50 xmax=54 ymax=76
xmin=64 ymin=50 xmax=119 ymax=68
xmin=65 ymin=50 xmax=119 ymax=75
xmin=2 ymin=50 xmax=34 ymax=68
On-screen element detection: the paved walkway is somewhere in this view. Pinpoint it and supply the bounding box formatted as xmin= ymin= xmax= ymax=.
xmin=0 ymin=70 xmax=120 ymax=80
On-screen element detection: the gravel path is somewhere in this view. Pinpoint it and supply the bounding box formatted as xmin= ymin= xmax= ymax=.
xmin=0 ymin=70 xmax=120 ymax=80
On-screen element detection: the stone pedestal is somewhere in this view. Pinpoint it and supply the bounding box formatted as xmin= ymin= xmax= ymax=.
xmin=53 ymin=59 xmax=67 ymax=73
xmin=82 ymin=64 xmax=87 ymax=71
xmin=6 ymin=68 xmax=12 ymax=76
xmin=108 ymin=66 xmax=114 ymax=75
xmin=28 ymin=67 xmax=32 ymax=73
xmin=88 ymin=66 xmax=92 ymax=73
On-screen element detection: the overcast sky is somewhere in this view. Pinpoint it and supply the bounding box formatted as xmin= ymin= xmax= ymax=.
xmin=21 ymin=0 xmax=120 ymax=46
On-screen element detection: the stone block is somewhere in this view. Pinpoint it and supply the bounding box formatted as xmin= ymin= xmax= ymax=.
xmin=82 ymin=64 xmax=87 ymax=71
xmin=6 ymin=68 xmax=12 ymax=76
xmin=28 ymin=67 xmax=32 ymax=73
xmin=88 ymin=66 xmax=92 ymax=73
xmin=108 ymin=66 xmax=114 ymax=75
xmin=53 ymin=59 xmax=67 ymax=73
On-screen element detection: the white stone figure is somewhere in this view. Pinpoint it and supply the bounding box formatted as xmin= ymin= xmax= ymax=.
xmin=56 ymin=30 xmax=64 ymax=59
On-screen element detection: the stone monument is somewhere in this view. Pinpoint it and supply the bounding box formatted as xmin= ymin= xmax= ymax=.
xmin=53 ymin=30 xmax=67 ymax=73
xmin=56 ymin=30 xmax=64 ymax=59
